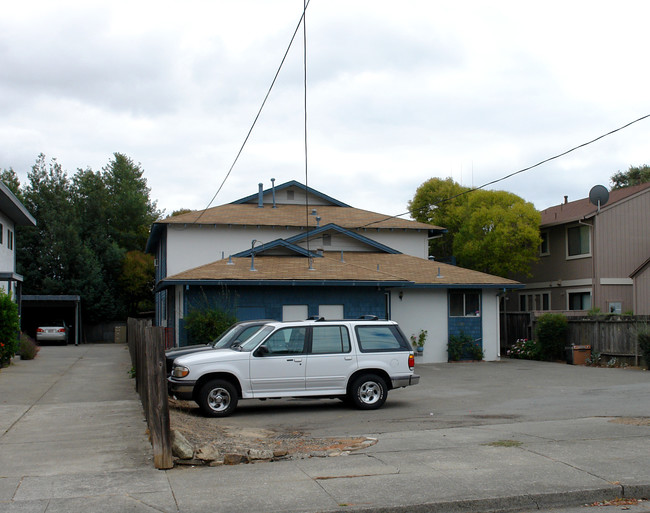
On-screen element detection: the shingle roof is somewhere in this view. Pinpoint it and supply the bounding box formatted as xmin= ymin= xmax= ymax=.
xmin=540 ymin=182 xmax=650 ymax=227
xmin=161 ymin=251 xmax=519 ymax=288
xmin=158 ymin=203 xmax=440 ymax=231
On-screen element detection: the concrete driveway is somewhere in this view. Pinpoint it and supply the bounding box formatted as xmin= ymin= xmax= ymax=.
xmin=1 ymin=344 xmax=650 ymax=513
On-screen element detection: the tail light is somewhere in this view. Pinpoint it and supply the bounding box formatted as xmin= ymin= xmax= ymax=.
xmin=57 ymin=328 xmax=66 ymax=333
xmin=408 ymin=353 xmax=415 ymax=370
xmin=37 ymin=328 xmax=44 ymax=333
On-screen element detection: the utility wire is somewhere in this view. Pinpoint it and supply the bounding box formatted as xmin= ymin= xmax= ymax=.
xmin=362 ymin=113 xmax=650 ymax=228
xmin=193 ymin=1 xmax=311 ymax=224
xmin=303 ymin=0 xmax=311 ymax=260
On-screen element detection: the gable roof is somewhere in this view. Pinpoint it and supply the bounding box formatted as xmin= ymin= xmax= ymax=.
xmin=156 ymin=203 xmax=439 ymax=231
xmin=232 ymin=180 xmax=351 ymax=207
xmin=284 ymin=223 xmax=401 ymax=254
xmin=231 ymin=239 xmax=317 ymax=258
xmin=158 ymin=251 xmax=520 ymax=290
xmin=145 ymin=180 xmax=444 ymax=254
xmin=540 ymin=182 xmax=650 ymax=227
xmin=0 ymin=182 xmax=36 ymax=227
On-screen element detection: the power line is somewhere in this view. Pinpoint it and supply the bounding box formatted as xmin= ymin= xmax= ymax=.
xmin=193 ymin=1 xmax=311 ymax=224
xmin=363 ymin=113 xmax=650 ymax=228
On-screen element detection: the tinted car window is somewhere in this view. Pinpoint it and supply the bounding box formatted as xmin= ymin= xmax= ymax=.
xmin=311 ymin=326 xmax=350 ymax=354
xmin=262 ymin=327 xmax=306 ymax=355
xmin=355 ymin=325 xmax=409 ymax=352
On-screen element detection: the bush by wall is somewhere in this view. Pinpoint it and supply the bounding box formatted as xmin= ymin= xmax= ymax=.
xmin=183 ymin=308 xmax=237 ymax=345
xmin=448 ymin=332 xmax=483 ymax=361
xmin=19 ymin=333 xmax=39 ymax=360
xmin=506 ymin=338 xmax=541 ymax=360
xmin=0 ymin=291 xmax=20 ymax=367
xmin=535 ymin=313 xmax=568 ymax=360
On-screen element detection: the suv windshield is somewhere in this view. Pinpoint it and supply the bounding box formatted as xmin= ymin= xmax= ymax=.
xmin=239 ymin=326 xmax=274 ymax=351
xmin=212 ymin=324 xmax=267 ymax=349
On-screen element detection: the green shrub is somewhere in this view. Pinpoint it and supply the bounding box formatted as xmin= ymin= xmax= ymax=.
xmin=506 ymin=338 xmax=541 ymax=360
xmin=638 ymin=329 xmax=650 ymax=370
xmin=183 ymin=308 xmax=237 ymax=345
xmin=448 ymin=333 xmax=483 ymax=361
xmin=19 ymin=333 xmax=39 ymax=360
xmin=535 ymin=313 xmax=568 ymax=360
xmin=0 ymin=290 xmax=20 ymax=368
xmin=470 ymin=342 xmax=484 ymax=361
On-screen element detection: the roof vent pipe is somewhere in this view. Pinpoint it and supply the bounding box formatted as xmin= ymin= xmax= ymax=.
xmin=258 ymin=183 xmax=264 ymax=208
xmin=271 ymin=178 xmax=277 ymax=208
xmin=564 ymin=195 xmax=568 ymax=204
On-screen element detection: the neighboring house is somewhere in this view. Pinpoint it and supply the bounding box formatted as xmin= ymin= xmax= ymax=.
xmin=146 ymin=180 xmax=521 ymax=362
xmin=630 ymin=257 xmax=650 ymax=315
xmin=513 ymin=182 xmax=650 ymax=315
xmin=0 ymin=181 xmax=36 ymax=305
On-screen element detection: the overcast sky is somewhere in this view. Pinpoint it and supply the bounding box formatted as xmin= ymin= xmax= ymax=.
xmin=2 ymin=1 xmax=649 ymax=219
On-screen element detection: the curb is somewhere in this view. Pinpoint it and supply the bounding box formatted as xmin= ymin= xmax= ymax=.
xmin=321 ymin=484 xmax=650 ymax=513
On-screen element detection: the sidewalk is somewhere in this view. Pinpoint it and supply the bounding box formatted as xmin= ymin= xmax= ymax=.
xmin=1 ymin=344 xmax=649 ymax=513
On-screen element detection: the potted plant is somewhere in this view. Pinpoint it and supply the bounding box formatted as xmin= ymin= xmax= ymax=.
xmin=410 ymin=330 xmax=427 ymax=355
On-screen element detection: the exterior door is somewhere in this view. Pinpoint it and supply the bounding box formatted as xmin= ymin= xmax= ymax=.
xmin=250 ymin=326 xmax=307 ymax=395
xmin=305 ymin=325 xmax=356 ymax=392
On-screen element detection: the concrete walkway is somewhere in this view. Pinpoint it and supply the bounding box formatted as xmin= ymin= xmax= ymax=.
xmin=1 ymin=344 xmax=650 ymax=513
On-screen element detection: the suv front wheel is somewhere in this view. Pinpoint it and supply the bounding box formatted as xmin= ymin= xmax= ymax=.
xmin=198 ymin=379 xmax=238 ymax=417
xmin=349 ymin=374 xmax=387 ymax=410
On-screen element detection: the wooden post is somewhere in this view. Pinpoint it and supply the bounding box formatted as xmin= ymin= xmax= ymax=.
xmin=145 ymin=327 xmax=173 ymax=469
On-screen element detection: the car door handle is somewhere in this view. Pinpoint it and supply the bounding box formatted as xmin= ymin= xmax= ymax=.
xmin=287 ymin=358 xmax=303 ymax=363
xmin=344 ymin=356 xmax=352 ymax=361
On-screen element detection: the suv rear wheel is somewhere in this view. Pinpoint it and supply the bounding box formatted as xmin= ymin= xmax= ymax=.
xmin=198 ymin=379 xmax=238 ymax=417
xmin=349 ymin=374 xmax=387 ymax=410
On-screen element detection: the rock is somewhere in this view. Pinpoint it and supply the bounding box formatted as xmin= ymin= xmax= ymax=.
xmin=248 ymin=449 xmax=274 ymax=461
xmin=171 ymin=430 xmax=194 ymax=460
xmin=195 ymin=442 xmax=222 ymax=462
xmin=273 ymin=449 xmax=289 ymax=458
xmin=223 ymin=453 xmax=248 ymax=465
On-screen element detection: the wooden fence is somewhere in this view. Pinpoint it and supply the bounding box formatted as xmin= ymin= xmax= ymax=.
xmin=501 ymin=312 xmax=649 ymax=366
xmin=127 ymin=318 xmax=173 ymax=469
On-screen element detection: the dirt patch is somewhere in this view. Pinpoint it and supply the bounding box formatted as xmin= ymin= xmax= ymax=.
xmin=168 ymin=399 xmax=375 ymax=463
xmin=609 ymin=417 xmax=650 ymax=426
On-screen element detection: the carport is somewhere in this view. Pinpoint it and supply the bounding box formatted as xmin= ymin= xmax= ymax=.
xmin=21 ymin=295 xmax=81 ymax=345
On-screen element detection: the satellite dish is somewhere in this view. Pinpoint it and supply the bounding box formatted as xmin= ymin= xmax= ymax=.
xmin=589 ymin=185 xmax=609 ymax=211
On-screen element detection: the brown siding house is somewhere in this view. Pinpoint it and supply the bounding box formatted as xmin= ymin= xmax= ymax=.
xmin=512 ymin=182 xmax=650 ymax=315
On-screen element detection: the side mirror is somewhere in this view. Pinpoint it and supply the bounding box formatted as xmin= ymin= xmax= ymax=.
xmin=255 ymin=345 xmax=269 ymax=357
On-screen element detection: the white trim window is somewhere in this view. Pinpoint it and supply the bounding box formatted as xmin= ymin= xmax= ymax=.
xmin=566 ymin=224 xmax=591 ymax=259
xmin=539 ymin=231 xmax=550 ymax=256
xmin=519 ymin=292 xmax=550 ymax=312
xmin=449 ymin=290 xmax=481 ymax=317
xmin=567 ymin=288 xmax=592 ymax=310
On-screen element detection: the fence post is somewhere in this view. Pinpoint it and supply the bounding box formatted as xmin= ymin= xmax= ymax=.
xmin=144 ymin=327 xmax=173 ymax=469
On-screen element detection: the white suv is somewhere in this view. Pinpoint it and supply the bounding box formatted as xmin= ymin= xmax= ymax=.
xmin=168 ymin=317 xmax=420 ymax=417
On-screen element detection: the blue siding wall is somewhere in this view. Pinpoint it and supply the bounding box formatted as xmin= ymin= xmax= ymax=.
xmin=179 ymin=285 xmax=388 ymax=346
xmin=448 ymin=317 xmax=482 ymax=341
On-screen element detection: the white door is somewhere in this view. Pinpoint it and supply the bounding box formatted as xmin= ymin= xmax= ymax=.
xmin=305 ymin=325 xmax=357 ymax=393
xmin=250 ymin=326 xmax=307 ymax=395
